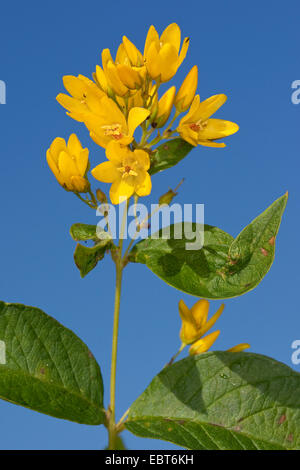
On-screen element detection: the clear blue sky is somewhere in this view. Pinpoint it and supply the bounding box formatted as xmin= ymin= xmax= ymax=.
xmin=0 ymin=0 xmax=299 ymax=450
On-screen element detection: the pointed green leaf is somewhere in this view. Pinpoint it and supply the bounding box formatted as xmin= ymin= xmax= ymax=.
xmin=149 ymin=138 xmax=193 ymax=175
xmin=126 ymin=352 xmax=300 ymax=450
xmin=129 ymin=193 xmax=287 ymax=299
xmin=0 ymin=301 xmax=104 ymax=425
xmin=70 ymin=223 xmax=112 ymax=277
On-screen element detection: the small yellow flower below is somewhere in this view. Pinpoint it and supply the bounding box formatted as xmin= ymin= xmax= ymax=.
xmin=46 ymin=134 xmax=89 ymax=193
xmin=91 ymin=141 xmax=152 ymax=204
xmin=179 ymin=299 xmax=224 ymax=345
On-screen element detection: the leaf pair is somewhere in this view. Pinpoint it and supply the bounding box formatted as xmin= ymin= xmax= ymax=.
xmin=0 ymin=301 xmax=299 ymax=449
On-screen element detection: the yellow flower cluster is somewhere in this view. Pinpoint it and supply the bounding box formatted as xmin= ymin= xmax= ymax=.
xmin=47 ymin=23 xmax=239 ymax=204
xmin=178 ymin=299 xmax=250 ymax=355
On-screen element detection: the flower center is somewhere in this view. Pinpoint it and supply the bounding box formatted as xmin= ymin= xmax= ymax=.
xmin=189 ymin=120 xmax=207 ymax=132
xmin=117 ymin=162 xmax=138 ymax=179
xmin=101 ymin=124 xmax=124 ymax=140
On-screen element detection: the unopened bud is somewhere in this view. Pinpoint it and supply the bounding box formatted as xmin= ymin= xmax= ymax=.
xmin=159 ymin=189 xmax=177 ymax=206
xmin=96 ymin=188 xmax=107 ymax=203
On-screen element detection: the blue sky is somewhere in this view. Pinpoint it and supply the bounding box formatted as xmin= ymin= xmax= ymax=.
xmin=0 ymin=0 xmax=299 ymax=450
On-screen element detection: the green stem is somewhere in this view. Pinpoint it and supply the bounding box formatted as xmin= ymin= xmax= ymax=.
xmin=107 ymin=200 xmax=128 ymax=450
xmin=108 ymin=257 xmax=123 ymax=450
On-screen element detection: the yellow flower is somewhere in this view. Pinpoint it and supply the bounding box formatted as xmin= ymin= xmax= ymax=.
xmin=153 ymin=86 xmax=176 ymax=128
xmin=189 ymin=330 xmax=220 ymax=355
xmin=91 ymin=141 xmax=152 ymax=204
xmin=56 ymin=75 xmax=105 ymax=122
xmin=115 ymin=38 xmax=146 ymax=90
xmin=179 ymin=299 xmax=224 ymax=345
xmin=175 ymin=65 xmax=198 ymax=113
xmin=101 ymin=48 xmax=129 ymax=97
xmin=97 ymin=42 xmax=146 ymax=96
xmin=177 ymin=94 xmax=239 ymax=147
xmin=84 ymin=94 xmax=150 ymax=148
xmin=144 ymin=23 xmax=189 ymax=82
xmin=228 ymin=343 xmax=250 ymax=353
xmin=46 ymin=134 xmax=89 ymax=192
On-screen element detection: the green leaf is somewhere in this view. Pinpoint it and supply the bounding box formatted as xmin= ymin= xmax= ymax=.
xmin=129 ymin=193 xmax=287 ymax=299
xmin=70 ymin=223 xmax=112 ymax=278
xmin=126 ymin=352 xmax=300 ymax=450
xmin=74 ymin=241 xmax=111 ymax=278
xmin=149 ymin=138 xmax=193 ymax=175
xmin=70 ymin=223 xmax=111 ymax=242
xmin=0 ymin=301 xmax=105 ymax=425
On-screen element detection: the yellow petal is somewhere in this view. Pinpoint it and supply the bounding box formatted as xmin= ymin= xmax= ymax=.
xmin=89 ymin=131 xmax=109 ymax=149
xmin=175 ymin=65 xmax=198 ymax=112
xmin=106 ymin=141 xmax=128 ymax=164
xmin=198 ymin=119 xmax=239 ymax=140
xmin=198 ymin=304 xmax=224 ymax=337
xmin=67 ymin=133 xmax=82 ymax=157
xmin=190 ymin=299 xmax=210 ymax=329
xmin=189 ymin=330 xmax=220 ymax=355
xmin=117 ymin=64 xmax=142 ymax=89
xmin=178 ymin=299 xmax=190 ymax=321
xmin=160 ymin=23 xmax=181 ymax=53
xmin=77 ymin=148 xmax=89 ymax=176
xmin=194 ymin=94 xmax=227 ymax=121
xmin=178 ymin=37 xmax=190 ymax=66
xmin=177 ymin=126 xmax=198 ymax=146
xmin=95 ymin=65 xmax=109 ymax=93
xmin=106 ymin=61 xmax=128 ymax=96
xmin=91 ymin=161 xmax=119 ymax=183
xmin=156 ymin=86 xmax=176 ymax=127
xmin=46 ymin=149 xmax=61 ymax=183
xmin=127 ymin=107 xmax=150 ymax=136
xmin=110 ymin=177 xmax=135 ymax=204
xmin=135 ymin=171 xmax=152 ymax=197
xmin=62 ymin=75 xmax=86 ymax=99
xmin=133 ymin=149 xmax=150 ymax=170
xmin=57 ymin=151 xmax=78 ymax=189
xmin=144 ymin=25 xmax=159 ymax=56
xmin=228 ymin=343 xmax=250 ymax=353
xmin=56 ymin=94 xmax=85 ymax=120
xmin=122 ymin=36 xmax=143 ymax=66
xmin=145 ymin=41 xmax=160 ymax=79
xmin=116 ymin=43 xmax=130 ymax=65
xmin=198 ymin=140 xmax=226 ymax=148
xmin=70 ymin=176 xmax=89 ymax=193
xmin=157 ymin=43 xmax=179 ymax=82
xmin=49 ymin=137 xmax=67 ymax=162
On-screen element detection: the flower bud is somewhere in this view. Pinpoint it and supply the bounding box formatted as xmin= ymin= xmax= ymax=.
xmin=46 ymin=134 xmax=90 ymax=193
xmin=159 ymin=189 xmax=177 ymax=206
xmin=175 ymin=65 xmax=198 ymax=113
xmin=153 ymin=86 xmax=176 ymax=128
xmin=96 ymin=188 xmax=107 ymax=203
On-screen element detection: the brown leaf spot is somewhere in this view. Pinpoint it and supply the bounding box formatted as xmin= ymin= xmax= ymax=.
xmin=176 ymin=420 xmax=186 ymax=425
xmin=40 ymin=368 xmax=45 ymax=375
xmin=233 ymin=425 xmax=242 ymax=432
xmin=268 ymin=236 xmax=275 ymax=246
xmin=163 ymin=145 xmax=169 ymax=151
xmin=88 ymin=350 xmax=94 ymax=359
xmin=260 ymin=247 xmax=268 ymax=256
xmin=287 ymin=433 xmax=293 ymax=442
xmin=278 ymin=414 xmax=286 ymax=425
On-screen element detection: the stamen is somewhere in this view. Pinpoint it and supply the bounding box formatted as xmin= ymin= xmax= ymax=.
xmin=101 ymin=124 xmax=124 ymax=140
